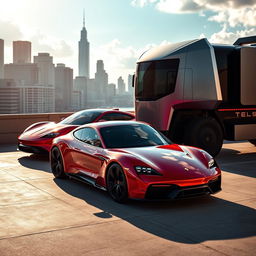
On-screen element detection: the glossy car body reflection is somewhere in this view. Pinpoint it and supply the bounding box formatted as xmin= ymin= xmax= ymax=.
xmin=50 ymin=121 xmax=221 ymax=203
xmin=18 ymin=109 xmax=134 ymax=154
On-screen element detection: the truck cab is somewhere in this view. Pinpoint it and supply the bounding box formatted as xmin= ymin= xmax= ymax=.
xmin=135 ymin=36 xmax=256 ymax=156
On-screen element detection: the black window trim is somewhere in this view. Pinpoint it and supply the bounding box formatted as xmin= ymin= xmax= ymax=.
xmin=72 ymin=127 xmax=104 ymax=148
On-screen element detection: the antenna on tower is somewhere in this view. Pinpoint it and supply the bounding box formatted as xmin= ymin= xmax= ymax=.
xmin=83 ymin=9 xmax=85 ymax=28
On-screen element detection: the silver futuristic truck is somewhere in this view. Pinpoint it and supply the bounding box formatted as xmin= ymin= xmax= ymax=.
xmin=134 ymin=36 xmax=256 ymax=156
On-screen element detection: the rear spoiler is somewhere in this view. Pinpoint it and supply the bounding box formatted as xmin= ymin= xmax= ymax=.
xmin=234 ymin=35 xmax=256 ymax=46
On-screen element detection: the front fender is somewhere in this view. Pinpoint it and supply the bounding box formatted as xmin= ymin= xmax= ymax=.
xmin=23 ymin=121 xmax=54 ymax=133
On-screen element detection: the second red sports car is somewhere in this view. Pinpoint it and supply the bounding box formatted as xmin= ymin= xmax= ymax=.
xmin=18 ymin=109 xmax=134 ymax=154
xmin=50 ymin=121 xmax=221 ymax=203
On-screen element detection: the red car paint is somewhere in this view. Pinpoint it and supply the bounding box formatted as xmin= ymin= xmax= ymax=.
xmin=51 ymin=121 xmax=221 ymax=201
xmin=18 ymin=109 xmax=134 ymax=153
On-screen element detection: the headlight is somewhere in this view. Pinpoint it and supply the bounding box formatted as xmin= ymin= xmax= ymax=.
xmin=208 ymin=158 xmax=218 ymax=169
xmin=41 ymin=132 xmax=60 ymax=138
xmin=135 ymin=166 xmax=162 ymax=175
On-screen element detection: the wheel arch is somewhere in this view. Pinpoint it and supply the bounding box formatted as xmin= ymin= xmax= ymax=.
xmin=168 ymin=109 xmax=225 ymax=143
xmin=50 ymin=144 xmax=67 ymax=173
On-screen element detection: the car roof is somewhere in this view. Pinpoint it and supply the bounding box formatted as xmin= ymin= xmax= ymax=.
xmin=75 ymin=108 xmax=133 ymax=115
xmin=77 ymin=120 xmax=147 ymax=130
xmin=75 ymin=108 xmax=134 ymax=115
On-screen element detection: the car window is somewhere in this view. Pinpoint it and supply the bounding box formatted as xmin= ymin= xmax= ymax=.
xmin=73 ymin=128 xmax=102 ymax=147
xmin=60 ymin=110 xmax=103 ymax=125
xmin=100 ymin=124 xmax=169 ymax=148
xmin=101 ymin=112 xmax=133 ymax=121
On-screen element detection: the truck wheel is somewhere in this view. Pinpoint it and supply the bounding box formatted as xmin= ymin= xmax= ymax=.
xmin=248 ymin=139 xmax=256 ymax=146
xmin=184 ymin=118 xmax=223 ymax=157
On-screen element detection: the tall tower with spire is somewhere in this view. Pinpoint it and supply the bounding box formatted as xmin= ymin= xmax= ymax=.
xmin=78 ymin=11 xmax=90 ymax=77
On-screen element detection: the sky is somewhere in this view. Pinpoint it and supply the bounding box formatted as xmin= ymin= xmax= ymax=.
xmin=0 ymin=0 xmax=255 ymax=84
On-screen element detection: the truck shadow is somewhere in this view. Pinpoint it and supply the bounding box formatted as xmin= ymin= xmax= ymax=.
xmin=217 ymin=146 xmax=256 ymax=178
xmin=54 ymin=178 xmax=256 ymax=244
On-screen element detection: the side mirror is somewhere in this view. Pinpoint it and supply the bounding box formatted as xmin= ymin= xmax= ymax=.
xmin=93 ymin=139 xmax=102 ymax=148
xmin=132 ymin=74 xmax=135 ymax=87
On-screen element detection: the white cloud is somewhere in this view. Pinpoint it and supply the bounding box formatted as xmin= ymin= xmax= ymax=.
xmin=131 ymin=0 xmax=158 ymax=7
xmin=0 ymin=20 xmax=23 ymax=45
xmin=91 ymin=39 xmax=172 ymax=84
xmin=156 ymin=0 xmax=202 ymax=13
xmin=209 ymin=24 xmax=256 ymax=44
xmin=131 ymin=0 xmax=256 ymax=27
xmin=91 ymin=39 xmax=139 ymax=83
xmin=0 ymin=19 xmax=75 ymax=69
xmin=30 ymin=32 xmax=73 ymax=58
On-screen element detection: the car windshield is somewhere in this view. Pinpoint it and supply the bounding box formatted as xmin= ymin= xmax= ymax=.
xmin=100 ymin=124 xmax=169 ymax=148
xmin=60 ymin=110 xmax=103 ymax=125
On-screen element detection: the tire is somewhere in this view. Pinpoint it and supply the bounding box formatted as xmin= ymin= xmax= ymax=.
xmin=50 ymin=147 xmax=67 ymax=178
xmin=106 ymin=163 xmax=128 ymax=203
xmin=248 ymin=139 xmax=256 ymax=146
xmin=184 ymin=118 xmax=223 ymax=157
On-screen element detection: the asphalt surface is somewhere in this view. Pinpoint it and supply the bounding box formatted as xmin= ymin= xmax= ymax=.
xmin=0 ymin=142 xmax=255 ymax=256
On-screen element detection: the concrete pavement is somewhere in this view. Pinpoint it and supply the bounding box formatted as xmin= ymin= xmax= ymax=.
xmin=0 ymin=142 xmax=255 ymax=255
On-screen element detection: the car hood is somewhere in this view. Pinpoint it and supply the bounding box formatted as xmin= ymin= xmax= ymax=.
xmin=110 ymin=144 xmax=217 ymax=180
xmin=19 ymin=122 xmax=77 ymax=140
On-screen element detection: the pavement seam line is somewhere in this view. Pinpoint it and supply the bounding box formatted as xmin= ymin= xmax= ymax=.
xmin=0 ymin=218 xmax=122 ymax=241
xmin=22 ymin=179 xmax=78 ymax=207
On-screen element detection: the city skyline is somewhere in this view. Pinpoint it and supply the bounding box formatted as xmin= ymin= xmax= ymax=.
xmin=0 ymin=0 xmax=255 ymax=83
xmin=0 ymin=34 xmax=134 ymax=114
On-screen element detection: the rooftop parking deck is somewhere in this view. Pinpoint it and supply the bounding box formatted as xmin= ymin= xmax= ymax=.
xmin=0 ymin=142 xmax=255 ymax=256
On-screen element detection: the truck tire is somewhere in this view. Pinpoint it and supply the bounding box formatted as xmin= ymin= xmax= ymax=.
xmin=184 ymin=118 xmax=223 ymax=157
xmin=248 ymin=139 xmax=256 ymax=146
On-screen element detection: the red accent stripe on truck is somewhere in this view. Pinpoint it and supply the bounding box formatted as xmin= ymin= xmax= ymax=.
xmin=218 ymin=108 xmax=256 ymax=111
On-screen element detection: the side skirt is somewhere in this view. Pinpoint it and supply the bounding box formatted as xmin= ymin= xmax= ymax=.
xmin=67 ymin=173 xmax=107 ymax=191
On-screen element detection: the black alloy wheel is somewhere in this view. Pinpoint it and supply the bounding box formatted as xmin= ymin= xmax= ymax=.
xmin=184 ymin=118 xmax=223 ymax=157
xmin=51 ymin=147 xmax=66 ymax=178
xmin=106 ymin=163 xmax=128 ymax=203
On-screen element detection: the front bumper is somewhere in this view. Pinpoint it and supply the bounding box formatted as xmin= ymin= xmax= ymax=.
xmin=145 ymin=176 xmax=221 ymax=200
xmin=18 ymin=143 xmax=49 ymax=154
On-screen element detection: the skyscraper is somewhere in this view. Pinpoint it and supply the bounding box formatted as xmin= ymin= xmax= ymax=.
xmin=55 ymin=63 xmax=73 ymax=112
xmin=78 ymin=12 xmax=90 ymax=77
xmin=34 ymin=53 xmax=55 ymax=86
xmin=0 ymin=79 xmax=21 ymax=114
xmin=4 ymin=63 xmax=38 ymax=86
xmin=0 ymin=39 xmax=4 ymax=79
xmin=94 ymin=60 xmax=108 ymax=105
xmin=13 ymin=41 xmax=31 ymax=63
xmin=117 ymin=76 xmax=125 ymax=95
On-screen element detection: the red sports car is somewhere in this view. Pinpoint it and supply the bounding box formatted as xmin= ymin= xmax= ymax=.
xmin=18 ymin=109 xmax=134 ymax=154
xmin=50 ymin=121 xmax=221 ymax=203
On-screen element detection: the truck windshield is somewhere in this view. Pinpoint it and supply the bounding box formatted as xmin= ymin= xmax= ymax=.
xmin=135 ymin=59 xmax=179 ymax=100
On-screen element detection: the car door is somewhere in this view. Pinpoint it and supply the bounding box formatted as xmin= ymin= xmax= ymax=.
xmin=72 ymin=127 xmax=104 ymax=179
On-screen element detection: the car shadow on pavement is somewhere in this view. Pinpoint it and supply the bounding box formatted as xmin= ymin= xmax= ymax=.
xmin=0 ymin=144 xmax=18 ymax=153
xmin=54 ymin=178 xmax=256 ymax=244
xmin=217 ymin=147 xmax=256 ymax=178
xmin=18 ymin=154 xmax=51 ymax=173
